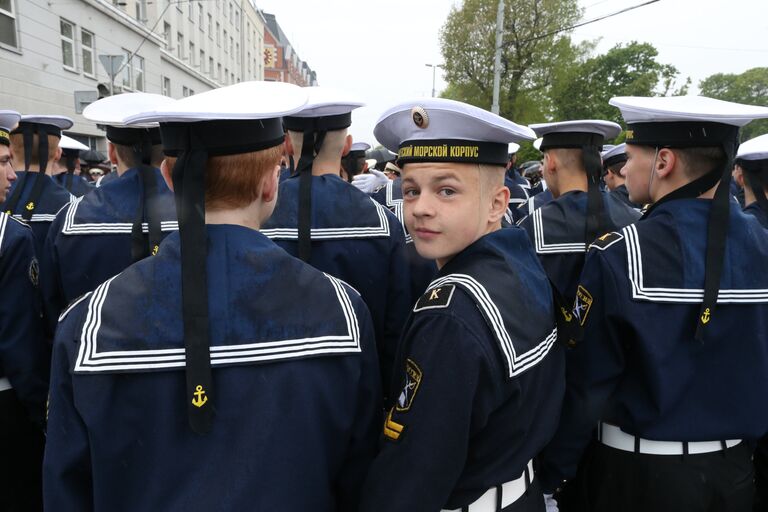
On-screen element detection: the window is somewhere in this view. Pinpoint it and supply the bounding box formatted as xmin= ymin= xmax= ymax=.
xmin=229 ymin=36 xmax=233 ymax=56
xmin=198 ymin=3 xmax=203 ymax=29
xmin=162 ymin=76 xmax=171 ymax=96
xmin=223 ymin=29 xmax=227 ymax=51
xmin=234 ymin=9 xmax=239 ymax=28
xmin=207 ymin=14 xmax=212 ymax=38
xmin=200 ymin=49 xmax=204 ymax=70
xmin=189 ymin=41 xmax=194 ymax=63
xmin=231 ymin=72 xmax=234 ymax=84
xmin=216 ymin=22 xmax=220 ymax=45
xmin=121 ymin=48 xmax=132 ymax=89
xmin=0 ymin=0 xmax=18 ymax=48
xmin=229 ymin=3 xmax=233 ymax=23
xmin=236 ymin=43 xmax=239 ymax=62
xmin=60 ymin=18 xmax=75 ymax=69
xmin=222 ymin=1 xmax=226 ymax=18
xmin=182 ymin=86 xmax=189 ymax=97
xmin=208 ymin=56 xmax=213 ymax=75
xmin=135 ymin=0 xmax=146 ymax=22
xmin=177 ymin=32 xmax=183 ymax=58
xmin=163 ymin=22 xmax=171 ymax=49
xmin=81 ymin=29 xmax=95 ymax=77
xmin=247 ymin=52 xmax=250 ymax=77
xmin=133 ymin=55 xmax=144 ymax=91
xmin=224 ymin=67 xmax=228 ymax=84
xmin=217 ymin=63 xmax=221 ymax=80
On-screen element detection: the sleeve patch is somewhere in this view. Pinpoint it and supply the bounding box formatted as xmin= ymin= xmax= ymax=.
xmin=573 ymin=285 xmax=593 ymax=326
xmin=383 ymin=408 xmax=405 ymax=441
xmin=588 ymin=231 xmax=624 ymax=251
xmin=28 ymin=258 xmax=39 ymax=287
xmin=413 ymin=284 xmax=455 ymax=312
xmin=395 ymin=359 xmax=423 ymax=412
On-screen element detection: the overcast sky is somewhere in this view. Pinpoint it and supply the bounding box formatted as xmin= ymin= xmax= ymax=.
xmin=254 ymin=0 xmax=768 ymax=146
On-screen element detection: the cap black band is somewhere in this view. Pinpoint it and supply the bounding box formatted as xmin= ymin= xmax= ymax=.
xmin=283 ymin=113 xmax=352 ymax=133
xmin=625 ymin=121 xmax=739 ymax=148
xmin=539 ymin=132 xmax=605 ymax=151
xmin=160 ymin=118 xmax=285 ymax=157
xmin=397 ymin=139 xmax=509 ymax=166
xmin=12 ymin=122 xmax=63 ymax=139
xmin=603 ymin=153 xmax=628 ymax=168
xmin=107 ymin=126 xmax=162 ymax=146
xmin=0 ymin=129 xmax=9 ymax=146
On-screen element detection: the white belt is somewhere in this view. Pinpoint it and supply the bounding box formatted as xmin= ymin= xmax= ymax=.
xmin=442 ymin=459 xmax=533 ymax=512
xmin=0 ymin=377 xmax=11 ymax=392
xmin=599 ymin=423 xmax=741 ymax=455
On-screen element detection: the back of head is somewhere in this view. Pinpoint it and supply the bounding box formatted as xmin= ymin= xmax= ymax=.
xmin=114 ymin=143 xmax=166 ymax=169
xmin=10 ymin=132 xmax=59 ymax=168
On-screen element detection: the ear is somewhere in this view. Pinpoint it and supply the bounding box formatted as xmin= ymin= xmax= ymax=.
xmin=655 ymin=148 xmax=677 ymax=179
xmin=341 ymin=134 xmax=353 ymax=157
xmin=160 ymin=159 xmax=174 ymax=191
xmin=55 ymin=147 xmax=62 ymax=161
xmin=732 ymin=165 xmax=745 ymax=188
xmin=488 ymin=183 xmax=510 ymax=224
xmin=261 ymin=164 xmax=279 ymax=203
xmin=283 ymin=133 xmax=294 ymax=157
xmin=107 ymin=143 xmax=118 ymax=165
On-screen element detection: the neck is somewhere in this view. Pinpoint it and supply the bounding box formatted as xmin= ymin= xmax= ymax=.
xmin=24 ymin=164 xmax=54 ymax=176
xmin=205 ymin=204 xmax=264 ymax=231
xmin=311 ymin=157 xmax=342 ymax=176
xmin=554 ymin=171 xmax=587 ymax=197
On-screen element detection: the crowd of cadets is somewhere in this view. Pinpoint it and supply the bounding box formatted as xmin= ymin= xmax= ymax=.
xmin=0 ymin=84 xmax=767 ymax=512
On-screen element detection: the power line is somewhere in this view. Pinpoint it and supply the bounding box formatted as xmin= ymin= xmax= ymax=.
xmin=517 ymin=0 xmax=661 ymax=45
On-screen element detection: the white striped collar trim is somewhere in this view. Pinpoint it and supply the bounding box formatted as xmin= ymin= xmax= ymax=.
xmin=74 ymin=273 xmax=361 ymax=373
xmin=385 ymin=180 xmax=402 ymax=207
xmin=426 ymin=273 xmax=557 ymax=378
xmin=262 ymin=198 xmax=391 ymax=240
xmin=532 ymin=208 xmax=586 ymax=254
xmin=61 ymin=196 xmax=179 ymax=234
xmin=11 ymin=213 xmax=57 ymax=223
xmin=0 ymin=213 xmax=8 ymax=248
xmin=624 ymin=223 xmax=768 ymax=303
xmin=58 ymin=292 xmax=93 ymax=322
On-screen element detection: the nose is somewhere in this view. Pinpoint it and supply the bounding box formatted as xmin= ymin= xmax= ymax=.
xmin=409 ymin=191 xmax=435 ymax=219
xmin=6 ymin=166 xmax=16 ymax=183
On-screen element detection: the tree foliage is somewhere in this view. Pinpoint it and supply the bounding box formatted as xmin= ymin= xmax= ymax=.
xmin=699 ymin=67 xmax=768 ymax=140
xmin=439 ymin=0 xmax=586 ymax=124
xmin=551 ymin=42 xmax=688 ymax=128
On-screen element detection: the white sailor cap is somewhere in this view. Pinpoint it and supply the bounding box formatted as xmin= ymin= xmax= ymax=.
xmin=59 ymin=134 xmax=89 ymax=151
xmin=600 ymin=144 xmax=616 ymax=157
xmin=737 ymin=133 xmax=768 ymax=162
xmin=508 ymin=142 xmax=520 ymax=154
xmin=529 ymin=120 xmax=622 ymax=151
xmin=282 ymin=86 xmax=364 ymax=133
xmin=365 ymin=158 xmax=377 ymax=169
xmin=609 ymin=95 xmax=768 ymax=147
xmin=350 ymin=142 xmax=371 ymax=153
xmin=374 ymin=97 xmax=535 ymax=166
xmin=533 ymin=137 xmax=543 ymax=151
xmin=85 ymin=92 xmax=177 ymax=146
xmin=602 ymin=143 xmax=627 ymax=166
xmin=14 ymin=114 xmax=73 ymax=137
xmin=0 ymin=110 xmax=20 ymax=145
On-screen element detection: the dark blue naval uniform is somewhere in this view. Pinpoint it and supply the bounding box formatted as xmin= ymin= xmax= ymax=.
xmin=744 ymin=202 xmax=767 ymax=228
xmin=361 ymin=228 xmax=564 ymax=512
xmin=0 ymin=212 xmax=48 ymax=511
xmin=44 ymin=224 xmax=382 ymax=511
xmin=53 ymin=173 xmax=92 ymax=197
xmin=505 ymin=168 xmax=531 ymax=210
xmin=609 ymin=184 xmax=640 ymax=210
xmin=263 ymin=174 xmax=411 ymax=390
xmin=40 ymin=167 xmax=177 ymax=333
xmin=2 ymin=171 xmax=72 ymax=257
xmin=538 ymin=198 xmax=768 ymax=499
xmin=371 ymin=178 xmax=437 ymax=298
xmin=518 ymin=190 xmax=640 ymax=305
xmin=511 ymin=189 xmax=553 ymax=224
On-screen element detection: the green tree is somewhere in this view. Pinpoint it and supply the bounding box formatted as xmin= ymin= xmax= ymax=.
xmin=699 ymin=67 xmax=768 ymax=140
xmin=439 ymin=0 xmax=587 ymax=124
xmin=551 ymin=42 xmax=688 ymax=131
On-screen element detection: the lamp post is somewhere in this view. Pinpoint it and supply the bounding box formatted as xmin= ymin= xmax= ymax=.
xmin=425 ymin=63 xmax=443 ymax=98
xmin=491 ymin=0 xmax=504 ymax=114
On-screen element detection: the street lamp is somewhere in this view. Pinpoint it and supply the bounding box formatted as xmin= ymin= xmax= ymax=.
xmin=425 ymin=63 xmax=443 ymax=98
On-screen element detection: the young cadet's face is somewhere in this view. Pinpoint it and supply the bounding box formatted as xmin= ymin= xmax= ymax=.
xmin=402 ymin=162 xmax=489 ymax=269
xmin=0 ymin=145 xmax=16 ymax=202
xmin=623 ymin=144 xmax=654 ymax=205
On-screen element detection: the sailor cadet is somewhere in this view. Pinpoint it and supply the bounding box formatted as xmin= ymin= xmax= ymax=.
xmin=360 ymin=98 xmax=564 ymax=512
xmin=510 ymin=138 xmax=552 ymax=224
xmin=601 ymin=143 xmax=640 ymax=210
xmin=732 ymin=133 xmax=768 ymax=228
xmin=39 ymin=93 xmax=179 ymax=334
xmin=43 ymin=81 xmax=381 ymax=511
xmin=0 ymin=110 xmax=49 ymax=511
xmin=262 ymin=87 xmax=411 ymax=391
xmin=340 ymin=141 xmax=371 ymax=182
xmin=504 ymin=142 xmax=532 ymax=211
xmin=518 ymin=120 xmax=640 ymax=309
xmin=54 ymin=135 xmax=92 ymax=197
xmin=537 ymin=95 xmax=768 ymax=511
xmin=2 ymin=115 xmax=74 ymax=257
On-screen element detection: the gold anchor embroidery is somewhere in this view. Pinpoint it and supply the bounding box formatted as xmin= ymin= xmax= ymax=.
xmin=151 ymin=245 xmax=159 ymax=256
xmin=700 ymin=308 xmax=711 ymax=324
xmin=192 ymin=385 xmax=208 ymax=408
xmin=560 ymin=306 xmax=573 ymax=322
xmin=25 ymin=202 xmax=35 ymax=211
xmin=429 ymin=288 xmax=441 ymax=301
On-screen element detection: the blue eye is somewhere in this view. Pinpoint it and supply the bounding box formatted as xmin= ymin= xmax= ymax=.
xmin=403 ymin=188 xmax=419 ymax=198
xmin=439 ymin=188 xmax=456 ymax=197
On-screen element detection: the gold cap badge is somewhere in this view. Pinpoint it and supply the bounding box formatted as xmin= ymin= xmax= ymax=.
xmin=411 ymin=106 xmax=429 ymax=129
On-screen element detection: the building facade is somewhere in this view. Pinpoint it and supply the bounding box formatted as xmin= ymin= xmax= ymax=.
xmin=262 ymin=12 xmax=316 ymax=87
xmin=0 ymin=0 xmax=309 ymax=149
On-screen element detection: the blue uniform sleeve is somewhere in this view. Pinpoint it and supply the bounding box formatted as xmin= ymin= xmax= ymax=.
xmin=0 ymin=226 xmax=49 ymax=425
xmin=380 ymin=215 xmax=412 ymax=394
xmin=360 ymin=311 xmax=501 ymax=512
xmin=538 ymin=248 xmax=626 ymax=492
xmin=40 ymin=211 xmax=66 ymax=338
xmin=336 ymin=295 xmax=383 ymax=512
xmin=43 ymin=303 xmax=93 ymax=511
